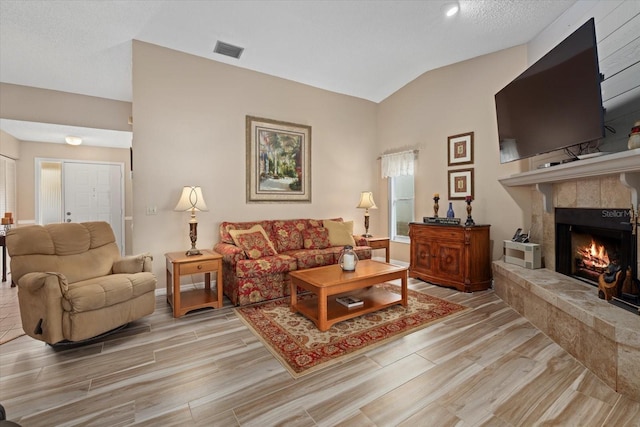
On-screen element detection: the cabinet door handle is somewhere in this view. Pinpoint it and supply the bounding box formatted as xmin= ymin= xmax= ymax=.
xmin=197 ymin=264 xmax=203 ymax=270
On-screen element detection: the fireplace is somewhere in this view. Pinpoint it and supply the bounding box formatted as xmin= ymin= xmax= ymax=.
xmin=497 ymin=152 xmax=640 ymax=400
xmin=556 ymin=208 xmax=639 ymax=309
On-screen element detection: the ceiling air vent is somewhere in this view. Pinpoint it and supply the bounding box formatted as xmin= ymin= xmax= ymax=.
xmin=214 ymin=41 xmax=244 ymax=59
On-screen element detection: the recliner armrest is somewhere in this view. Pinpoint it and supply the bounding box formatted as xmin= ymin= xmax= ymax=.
xmin=113 ymin=253 xmax=154 ymax=274
xmin=18 ymin=271 xmax=67 ymax=293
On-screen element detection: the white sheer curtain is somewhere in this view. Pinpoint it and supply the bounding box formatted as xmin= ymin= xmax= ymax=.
xmin=381 ymin=150 xmax=415 ymax=178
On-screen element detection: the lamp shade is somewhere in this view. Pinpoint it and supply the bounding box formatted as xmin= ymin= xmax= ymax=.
xmin=356 ymin=191 xmax=377 ymax=210
xmin=174 ymin=186 xmax=208 ymax=212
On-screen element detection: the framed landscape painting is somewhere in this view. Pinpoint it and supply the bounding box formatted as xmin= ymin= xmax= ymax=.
xmin=246 ymin=116 xmax=312 ymax=203
xmin=448 ymin=168 xmax=474 ymax=200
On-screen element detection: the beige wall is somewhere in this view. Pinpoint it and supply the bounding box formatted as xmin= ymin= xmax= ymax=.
xmin=132 ymin=41 xmax=378 ymax=283
xmin=0 ymin=83 xmax=131 ymax=131
xmin=131 ymin=40 xmax=536 ymax=282
xmin=16 ymin=141 xmax=133 ymax=253
xmin=0 ymin=130 xmax=20 ymax=159
xmin=376 ymin=45 xmax=532 ymax=263
xmin=5 ymin=0 xmax=627 ymax=284
xmin=0 ymin=85 xmax=134 ymax=253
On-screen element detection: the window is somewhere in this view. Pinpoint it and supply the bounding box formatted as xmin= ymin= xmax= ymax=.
xmin=389 ymin=174 xmax=414 ymax=242
xmin=381 ymin=150 xmax=416 ymax=243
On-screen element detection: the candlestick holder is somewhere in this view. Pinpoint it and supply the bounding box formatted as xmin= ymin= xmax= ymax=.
xmin=465 ymin=198 xmax=475 ymax=226
xmin=433 ymin=197 xmax=440 ymax=217
xmin=1 ymin=213 xmax=13 ymax=235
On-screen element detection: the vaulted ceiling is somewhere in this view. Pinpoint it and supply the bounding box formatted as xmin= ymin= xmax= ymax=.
xmin=0 ymin=0 xmax=576 ymax=147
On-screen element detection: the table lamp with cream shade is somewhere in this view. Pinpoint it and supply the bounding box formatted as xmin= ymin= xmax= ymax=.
xmin=356 ymin=191 xmax=377 ymax=237
xmin=174 ymin=186 xmax=208 ymax=256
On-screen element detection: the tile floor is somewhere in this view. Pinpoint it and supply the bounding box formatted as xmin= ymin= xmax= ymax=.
xmin=0 ymin=275 xmax=24 ymax=344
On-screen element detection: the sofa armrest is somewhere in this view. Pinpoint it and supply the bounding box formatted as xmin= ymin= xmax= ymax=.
xmin=214 ymin=242 xmax=246 ymax=264
xmin=354 ymin=235 xmax=368 ymax=246
xmin=113 ymin=253 xmax=154 ymax=274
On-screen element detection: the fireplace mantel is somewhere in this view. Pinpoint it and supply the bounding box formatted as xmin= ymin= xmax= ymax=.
xmin=499 ymin=149 xmax=640 ymax=212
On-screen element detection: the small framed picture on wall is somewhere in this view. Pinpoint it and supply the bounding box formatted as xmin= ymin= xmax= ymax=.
xmin=447 ymin=132 xmax=474 ymax=166
xmin=448 ymin=168 xmax=474 ymax=200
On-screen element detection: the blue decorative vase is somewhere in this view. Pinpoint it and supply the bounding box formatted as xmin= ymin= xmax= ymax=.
xmin=447 ymin=202 xmax=455 ymax=218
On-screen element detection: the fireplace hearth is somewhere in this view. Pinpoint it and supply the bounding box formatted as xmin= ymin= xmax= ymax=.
xmin=556 ymin=207 xmax=639 ymax=312
xmin=497 ymin=151 xmax=640 ymax=399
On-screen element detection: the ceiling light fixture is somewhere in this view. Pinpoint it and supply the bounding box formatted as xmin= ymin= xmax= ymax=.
xmin=443 ymin=1 xmax=460 ymax=17
xmin=65 ymin=136 xmax=82 ymax=145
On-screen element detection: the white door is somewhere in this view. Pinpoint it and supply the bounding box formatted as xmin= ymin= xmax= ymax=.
xmin=63 ymin=162 xmax=124 ymax=252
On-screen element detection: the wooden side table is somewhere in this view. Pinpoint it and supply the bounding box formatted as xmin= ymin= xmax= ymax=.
xmin=165 ymin=249 xmax=223 ymax=318
xmin=365 ymin=237 xmax=390 ymax=263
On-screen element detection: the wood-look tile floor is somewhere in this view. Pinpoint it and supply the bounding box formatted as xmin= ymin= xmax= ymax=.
xmin=1 ymin=279 xmax=639 ymax=426
xmin=0 ymin=279 xmax=23 ymax=344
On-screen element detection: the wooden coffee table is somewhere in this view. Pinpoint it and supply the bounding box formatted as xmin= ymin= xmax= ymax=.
xmin=289 ymin=259 xmax=408 ymax=331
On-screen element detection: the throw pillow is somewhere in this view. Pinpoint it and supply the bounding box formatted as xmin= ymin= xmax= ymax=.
xmin=302 ymin=227 xmax=330 ymax=249
xmin=229 ymin=225 xmax=278 ymax=259
xmin=324 ymin=220 xmax=355 ymax=247
xmin=272 ymin=219 xmax=306 ymax=252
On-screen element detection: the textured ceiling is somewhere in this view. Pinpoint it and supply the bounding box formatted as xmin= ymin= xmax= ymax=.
xmin=0 ymin=0 xmax=576 ymax=147
xmin=0 ymin=119 xmax=132 ymax=148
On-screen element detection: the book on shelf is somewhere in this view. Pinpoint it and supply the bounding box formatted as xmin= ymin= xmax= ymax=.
xmin=423 ymin=217 xmax=461 ymax=225
xmin=336 ymin=296 xmax=364 ymax=308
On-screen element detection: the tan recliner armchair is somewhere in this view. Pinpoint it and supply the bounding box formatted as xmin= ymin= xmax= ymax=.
xmin=6 ymin=221 xmax=156 ymax=345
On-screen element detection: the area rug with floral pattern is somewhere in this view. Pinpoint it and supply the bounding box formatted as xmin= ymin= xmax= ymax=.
xmin=234 ymin=283 xmax=468 ymax=378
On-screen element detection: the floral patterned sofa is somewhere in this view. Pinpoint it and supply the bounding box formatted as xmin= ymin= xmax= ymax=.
xmin=213 ymin=218 xmax=372 ymax=306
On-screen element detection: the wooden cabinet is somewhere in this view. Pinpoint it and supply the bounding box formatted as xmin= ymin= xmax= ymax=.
xmin=409 ymin=222 xmax=491 ymax=292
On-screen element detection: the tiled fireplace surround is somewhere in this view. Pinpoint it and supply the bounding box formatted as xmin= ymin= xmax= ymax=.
xmin=495 ymin=149 xmax=640 ymax=402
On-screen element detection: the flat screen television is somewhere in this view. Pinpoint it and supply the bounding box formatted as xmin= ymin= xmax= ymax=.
xmin=495 ymin=18 xmax=605 ymax=163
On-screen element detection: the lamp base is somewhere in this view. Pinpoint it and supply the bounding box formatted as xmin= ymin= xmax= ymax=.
xmin=186 ymin=221 xmax=201 ymax=256
xmin=361 ymin=233 xmax=373 ymax=238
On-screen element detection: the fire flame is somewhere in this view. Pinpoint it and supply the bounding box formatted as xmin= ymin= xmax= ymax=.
xmin=577 ymin=239 xmax=609 ymax=270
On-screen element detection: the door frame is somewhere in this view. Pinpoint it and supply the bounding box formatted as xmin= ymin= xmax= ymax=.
xmin=35 ymin=158 xmax=125 ymax=254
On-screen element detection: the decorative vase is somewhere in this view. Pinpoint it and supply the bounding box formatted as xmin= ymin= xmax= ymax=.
xmin=433 ymin=196 xmax=440 ymax=217
xmin=338 ymin=245 xmax=358 ymax=271
xmin=629 ymin=120 xmax=640 ymax=150
xmin=447 ymin=202 xmax=455 ymax=218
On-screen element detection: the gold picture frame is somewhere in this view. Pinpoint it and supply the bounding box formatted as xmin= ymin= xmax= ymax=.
xmin=246 ymin=116 xmax=311 ymax=203
xmin=448 ymin=168 xmax=474 ymax=200
xmin=447 ymin=131 xmax=474 ymax=166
